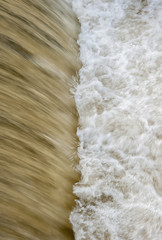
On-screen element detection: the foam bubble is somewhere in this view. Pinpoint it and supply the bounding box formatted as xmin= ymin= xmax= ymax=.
xmin=71 ymin=0 xmax=162 ymax=239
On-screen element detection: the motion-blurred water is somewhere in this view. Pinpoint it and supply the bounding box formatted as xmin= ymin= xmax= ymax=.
xmin=0 ymin=1 xmax=80 ymax=239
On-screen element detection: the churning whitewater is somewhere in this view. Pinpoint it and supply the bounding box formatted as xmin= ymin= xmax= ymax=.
xmin=70 ymin=0 xmax=162 ymax=239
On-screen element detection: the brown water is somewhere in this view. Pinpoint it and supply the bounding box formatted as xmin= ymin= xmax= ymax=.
xmin=0 ymin=0 xmax=80 ymax=239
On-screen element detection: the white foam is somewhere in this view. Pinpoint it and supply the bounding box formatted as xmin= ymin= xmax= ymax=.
xmin=70 ymin=0 xmax=162 ymax=239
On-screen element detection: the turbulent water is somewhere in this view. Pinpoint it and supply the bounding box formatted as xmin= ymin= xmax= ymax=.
xmin=69 ymin=0 xmax=162 ymax=239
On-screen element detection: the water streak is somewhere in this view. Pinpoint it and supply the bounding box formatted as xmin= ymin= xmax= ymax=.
xmin=0 ymin=1 xmax=80 ymax=239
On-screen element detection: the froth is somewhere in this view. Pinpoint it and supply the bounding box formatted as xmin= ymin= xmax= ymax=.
xmin=70 ymin=0 xmax=162 ymax=239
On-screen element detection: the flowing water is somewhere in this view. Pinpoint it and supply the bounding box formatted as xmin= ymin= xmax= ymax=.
xmin=0 ymin=1 xmax=80 ymax=239
xmin=69 ymin=0 xmax=162 ymax=239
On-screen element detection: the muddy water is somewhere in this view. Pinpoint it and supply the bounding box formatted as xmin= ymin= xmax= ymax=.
xmin=0 ymin=1 xmax=80 ymax=239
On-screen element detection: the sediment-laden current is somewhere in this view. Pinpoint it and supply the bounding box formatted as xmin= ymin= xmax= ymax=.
xmin=70 ymin=0 xmax=162 ymax=239
xmin=0 ymin=1 xmax=80 ymax=239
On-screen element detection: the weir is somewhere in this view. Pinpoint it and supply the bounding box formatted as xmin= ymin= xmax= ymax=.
xmin=0 ymin=0 xmax=80 ymax=239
